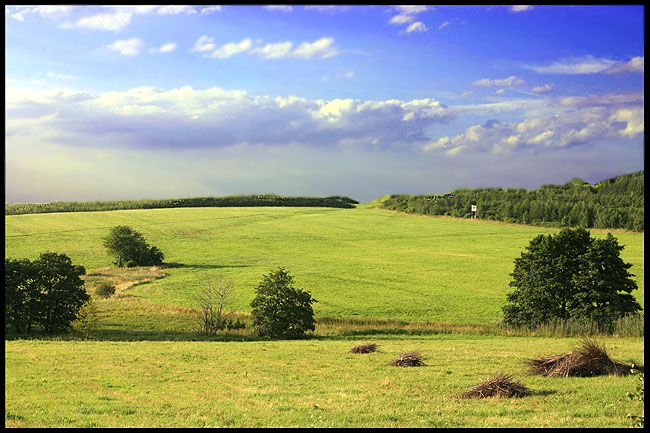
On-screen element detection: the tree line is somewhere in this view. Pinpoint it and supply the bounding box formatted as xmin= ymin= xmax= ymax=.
xmin=5 ymin=194 xmax=359 ymax=216
xmin=381 ymin=171 xmax=644 ymax=231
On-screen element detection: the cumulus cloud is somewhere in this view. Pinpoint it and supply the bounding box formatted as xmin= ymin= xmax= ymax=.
xmin=472 ymin=76 xmax=525 ymax=87
xmin=192 ymin=35 xmax=217 ymax=53
xmin=425 ymin=92 xmax=644 ymax=154
xmin=104 ymin=38 xmax=145 ymax=56
xmin=510 ymin=5 xmax=533 ymax=12
xmin=530 ymin=83 xmax=554 ymax=94
xmin=405 ymin=22 xmax=429 ymax=33
xmin=149 ymin=42 xmax=177 ymax=54
xmin=5 ymin=86 xmax=452 ymax=152
xmin=204 ymin=37 xmax=341 ymax=60
xmin=605 ymin=56 xmax=644 ymax=74
xmin=389 ymin=5 xmax=432 ymax=31
xmin=68 ymin=10 xmax=133 ymax=31
xmin=208 ymin=39 xmax=253 ymax=59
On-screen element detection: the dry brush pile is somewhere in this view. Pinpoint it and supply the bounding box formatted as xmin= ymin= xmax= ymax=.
xmin=461 ymin=373 xmax=534 ymax=399
xmin=387 ymin=351 xmax=427 ymax=367
xmin=526 ymin=339 xmax=642 ymax=378
xmin=349 ymin=343 xmax=378 ymax=354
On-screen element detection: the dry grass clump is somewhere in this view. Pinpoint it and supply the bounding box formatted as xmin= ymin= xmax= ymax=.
xmin=461 ymin=373 xmax=534 ymax=399
xmin=349 ymin=343 xmax=378 ymax=354
xmin=526 ymin=338 xmax=641 ymax=377
xmin=387 ymin=351 xmax=426 ymax=367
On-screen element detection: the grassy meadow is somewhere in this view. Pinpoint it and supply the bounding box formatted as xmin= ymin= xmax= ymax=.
xmin=4 ymin=206 xmax=644 ymax=324
xmin=4 ymin=206 xmax=645 ymax=427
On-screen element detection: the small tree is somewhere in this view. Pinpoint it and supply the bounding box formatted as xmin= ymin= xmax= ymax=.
xmin=250 ymin=267 xmax=316 ymax=339
xmin=502 ymin=227 xmax=641 ymax=329
xmin=103 ymin=225 xmax=164 ymax=268
xmin=195 ymin=277 xmax=234 ymax=335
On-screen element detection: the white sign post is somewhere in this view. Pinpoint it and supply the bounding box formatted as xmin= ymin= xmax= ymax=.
xmin=471 ymin=204 xmax=477 ymax=219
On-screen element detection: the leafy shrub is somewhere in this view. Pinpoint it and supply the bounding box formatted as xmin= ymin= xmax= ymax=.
xmin=103 ymin=225 xmax=164 ymax=268
xmin=250 ymin=267 xmax=316 ymax=339
xmin=95 ymin=282 xmax=116 ymax=298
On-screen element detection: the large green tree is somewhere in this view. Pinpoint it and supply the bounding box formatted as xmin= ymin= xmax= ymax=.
xmin=103 ymin=225 xmax=164 ymax=268
xmin=5 ymin=252 xmax=89 ymax=334
xmin=502 ymin=227 xmax=641 ymax=329
xmin=250 ymin=268 xmax=316 ymax=339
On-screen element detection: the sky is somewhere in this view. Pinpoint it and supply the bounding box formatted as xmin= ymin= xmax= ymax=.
xmin=5 ymin=5 xmax=645 ymax=204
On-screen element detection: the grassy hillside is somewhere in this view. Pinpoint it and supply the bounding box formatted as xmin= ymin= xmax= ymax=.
xmin=5 ymin=206 xmax=644 ymax=325
xmin=5 ymin=207 xmax=645 ymax=428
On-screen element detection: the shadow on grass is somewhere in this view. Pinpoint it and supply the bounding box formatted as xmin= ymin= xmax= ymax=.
xmin=162 ymin=262 xmax=250 ymax=270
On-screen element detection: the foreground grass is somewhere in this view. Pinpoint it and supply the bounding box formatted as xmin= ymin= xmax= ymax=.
xmin=5 ymin=335 xmax=644 ymax=428
xmin=4 ymin=207 xmax=644 ymax=325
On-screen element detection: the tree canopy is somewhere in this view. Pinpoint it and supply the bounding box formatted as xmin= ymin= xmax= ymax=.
xmin=5 ymin=252 xmax=88 ymax=334
xmin=103 ymin=225 xmax=164 ymax=268
xmin=250 ymin=267 xmax=317 ymax=339
xmin=502 ymin=227 xmax=641 ymax=329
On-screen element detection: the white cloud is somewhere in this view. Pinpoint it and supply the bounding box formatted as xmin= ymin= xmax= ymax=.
xmin=5 ymin=85 xmax=451 ymax=152
xmin=291 ymin=37 xmax=339 ymax=59
xmin=104 ymin=38 xmax=145 ymax=56
xmin=425 ymin=92 xmax=644 ymax=155
xmin=192 ymin=35 xmax=217 ymax=52
xmin=10 ymin=5 xmax=75 ymax=21
xmin=511 ymin=5 xmax=533 ymax=12
xmin=199 ymin=6 xmax=222 ymax=15
xmin=472 ymin=75 xmax=525 ymax=87
xmin=389 ymin=5 xmax=431 ymax=30
xmin=530 ymin=83 xmax=554 ymax=94
xmin=438 ymin=21 xmax=451 ymax=30
xmin=495 ymin=89 xmax=505 ymax=95
xmin=208 ymin=39 xmax=253 ymax=59
xmin=150 ymin=42 xmax=177 ymax=54
xmin=405 ymin=22 xmax=428 ymax=33
xmin=155 ymin=6 xmax=197 ymax=15
xmin=248 ymin=37 xmax=340 ymax=60
xmin=389 ymin=14 xmax=415 ymax=25
xmin=249 ymin=41 xmax=294 ymax=59
xmin=605 ymin=56 xmax=644 ymax=74
xmin=263 ymin=6 xmax=293 ymax=12
xmin=72 ymin=10 xmax=133 ymax=31
xmin=524 ymin=55 xmax=617 ymax=74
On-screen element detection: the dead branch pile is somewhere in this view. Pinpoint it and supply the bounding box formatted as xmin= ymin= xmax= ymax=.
xmin=387 ymin=351 xmax=426 ymax=367
xmin=526 ymin=339 xmax=640 ymax=377
xmin=461 ymin=373 xmax=534 ymax=399
xmin=349 ymin=343 xmax=378 ymax=354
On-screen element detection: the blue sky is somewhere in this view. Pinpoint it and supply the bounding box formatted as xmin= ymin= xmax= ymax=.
xmin=5 ymin=5 xmax=645 ymax=203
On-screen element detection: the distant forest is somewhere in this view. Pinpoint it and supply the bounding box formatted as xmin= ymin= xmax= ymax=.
xmin=5 ymin=195 xmax=358 ymax=216
xmin=381 ymin=171 xmax=644 ymax=232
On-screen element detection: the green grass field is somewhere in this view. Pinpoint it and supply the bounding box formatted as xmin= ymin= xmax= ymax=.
xmin=4 ymin=206 xmax=644 ymax=324
xmin=4 ymin=207 xmax=645 ymax=427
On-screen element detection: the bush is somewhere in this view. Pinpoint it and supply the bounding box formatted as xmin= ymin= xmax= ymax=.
xmin=95 ymin=282 xmax=116 ymax=298
xmin=71 ymin=300 xmax=99 ymax=339
xmin=250 ymin=267 xmax=316 ymax=339
xmin=502 ymin=227 xmax=641 ymax=329
xmin=103 ymin=225 xmax=164 ymax=268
